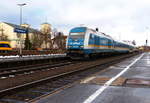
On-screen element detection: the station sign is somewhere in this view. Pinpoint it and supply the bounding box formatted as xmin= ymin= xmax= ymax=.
xmin=14 ymin=28 xmax=28 ymax=34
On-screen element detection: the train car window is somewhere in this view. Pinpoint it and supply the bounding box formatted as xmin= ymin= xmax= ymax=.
xmin=97 ymin=36 xmax=100 ymax=45
xmin=115 ymin=42 xmax=118 ymax=47
xmin=100 ymin=38 xmax=108 ymax=45
xmin=0 ymin=44 xmax=10 ymax=47
xmin=119 ymin=43 xmax=121 ymax=47
xmin=107 ymin=39 xmax=110 ymax=45
xmin=90 ymin=34 xmax=94 ymax=39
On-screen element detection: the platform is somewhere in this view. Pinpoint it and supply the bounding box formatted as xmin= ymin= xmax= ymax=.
xmin=0 ymin=54 xmax=66 ymax=63
xmin=34 ymin=53 xmax=150 ymax=103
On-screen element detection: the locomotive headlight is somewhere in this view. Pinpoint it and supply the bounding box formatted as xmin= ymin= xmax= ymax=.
xmin=80 ymin=46 xmax=84 ymax=48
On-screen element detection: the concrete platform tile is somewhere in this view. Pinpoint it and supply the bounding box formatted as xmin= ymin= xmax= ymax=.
xmin=96 ymin=69 xmax=123 ymax=77
xmin=35 ymin=84 xmax=101 ymax=103
xmin=126 ymin=78 xmax=150 ymax=87
xmin=122 ymin=66 xmax=150 ymax=79
xmin=84 ymin=76 xmax=126 ymax=86
xmin=92 ymin=86 xmax=150 ymax=103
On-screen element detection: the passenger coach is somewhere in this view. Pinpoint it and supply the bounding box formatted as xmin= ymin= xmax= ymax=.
xmin=0 ymin=41 xmax=12 ymax=53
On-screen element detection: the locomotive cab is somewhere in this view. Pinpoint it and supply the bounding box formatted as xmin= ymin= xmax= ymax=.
xmin=67 ymin=26 xmax=135 ymax=60
xmin=67 ymin=27 xmax=86 ymax=58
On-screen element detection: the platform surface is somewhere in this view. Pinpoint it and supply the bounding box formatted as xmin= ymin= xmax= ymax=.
xmin=34 ymin=53 xmax=150 ymax=103
xmin=0 ymin=54 xmax=66 ymax=63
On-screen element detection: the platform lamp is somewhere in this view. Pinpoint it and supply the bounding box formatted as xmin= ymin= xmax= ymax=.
xmin=146 ymin=27 xmax=149 ymax=45
xmin=18 ymin=3 xmax=26 ymax=25
xmin=17 ymin=3 xmax=27 ymax=57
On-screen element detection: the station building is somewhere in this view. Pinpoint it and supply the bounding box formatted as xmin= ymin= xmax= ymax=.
xmin=0 ymin=22 xmax=52 ymax=49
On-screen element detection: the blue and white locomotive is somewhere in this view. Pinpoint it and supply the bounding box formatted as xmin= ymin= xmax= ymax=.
xmin=66 ymin=27 xmax=135 ymax=59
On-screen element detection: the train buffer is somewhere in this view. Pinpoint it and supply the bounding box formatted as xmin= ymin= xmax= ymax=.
xmin=33 ymin=53 xmax=150 ymax=103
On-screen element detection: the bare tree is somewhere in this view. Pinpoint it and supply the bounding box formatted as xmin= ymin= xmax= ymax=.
xmin=40 ymin=25 xmax=52 ymax=49
xmin=0 ymin=28 xmax=10 ymax=41
xmin=53 ymin=32 xmax=66 ymax=49
xmin=31 ymin=31 xmax=44 ymax=49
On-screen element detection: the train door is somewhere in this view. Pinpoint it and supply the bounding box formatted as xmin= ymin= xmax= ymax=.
xmin=89 ymin=34 xmax=95 ymax=47
xmin=108 ymin=39 xmax=111 ymax=49
xmin=95 ymin=35 xmax=99 ymax=48
xmin=112 ymin=40 xmax=115 ymax=49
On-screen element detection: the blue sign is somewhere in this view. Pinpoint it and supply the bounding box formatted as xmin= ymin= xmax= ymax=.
xmin=14 ymin=28 xmax=28 ymax=34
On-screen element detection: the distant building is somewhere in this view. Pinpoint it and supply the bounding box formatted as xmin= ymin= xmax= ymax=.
xmin=40 ymin=23 xmax=52 ymax=49
xmin=0 ymin=22 xmax=66 ymax=50
xmin=40 ymin=23 xmax=52 ymax=34
xmin=53 ymin=32 xmax=67 ymax=49
xmin=0 ymin=22 xmax=41 ymax=49
xmin=139 ymin=46 xmax=150 ymax=52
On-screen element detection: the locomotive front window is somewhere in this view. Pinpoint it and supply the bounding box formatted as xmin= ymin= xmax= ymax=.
xmin=70 ymin=32 xmax=84 ymax=35
xmin=69 ymin=32 xmax=85 ymax=39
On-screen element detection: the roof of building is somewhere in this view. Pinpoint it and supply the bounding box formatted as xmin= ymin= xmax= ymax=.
xmin=3 ymin=22 xmax=41 ymax=33
xmin=41 ymin=22 xmax=51 ymax=25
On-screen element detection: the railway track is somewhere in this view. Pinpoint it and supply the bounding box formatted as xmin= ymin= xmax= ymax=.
xmin=0 ymin=60 xmax=75 ymax=78
xmin=0 ymin=53 xmax=139 ymax=103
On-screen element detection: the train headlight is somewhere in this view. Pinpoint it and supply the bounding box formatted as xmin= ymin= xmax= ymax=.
xmin=68 ymin=46 xmax=71 ymax=48
xmin=80 ymin=46 xmax=84 ymax=48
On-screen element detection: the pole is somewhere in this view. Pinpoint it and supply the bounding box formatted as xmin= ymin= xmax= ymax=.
xmin=19 ymin=33 xmax=22 ymax=56
xmin=19 ymin=6 xmax=22 ymax=57
xmin=20 ymin=6 xmax=22 ymax=57
xmin=146 ymin=27 xmax=149 ymax=51
xmin=20 ymin=6 xmax=22 ymax=25
xmin=17 ymin=3 xmax=26 ymax=57
xmin=146 ymin=27 xmax=149 ymax=46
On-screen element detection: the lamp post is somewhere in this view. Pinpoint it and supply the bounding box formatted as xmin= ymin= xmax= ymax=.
xmin=145 ymin=27 xmax=149 ymax=52
xmin=17 ymin=3 xmax=26 ymax=57
xmin=18 ymin=3 xmax=26 ymax=25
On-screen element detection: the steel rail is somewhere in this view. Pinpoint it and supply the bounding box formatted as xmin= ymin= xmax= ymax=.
xmin=0 ymin=60 xmax=75 ymax=77
xmin=0 ymin=53 xmax=139 ymax=101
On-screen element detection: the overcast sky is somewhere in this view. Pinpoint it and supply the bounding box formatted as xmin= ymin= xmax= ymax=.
xmin=0 ymin=0 xmax=150 ymax=46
